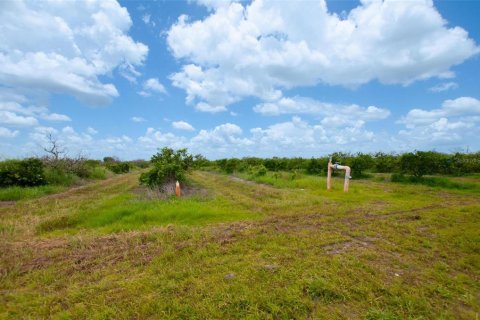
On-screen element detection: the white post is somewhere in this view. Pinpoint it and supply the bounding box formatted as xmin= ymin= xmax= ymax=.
xmin=327 ymin=160 xmax=351 ymax=192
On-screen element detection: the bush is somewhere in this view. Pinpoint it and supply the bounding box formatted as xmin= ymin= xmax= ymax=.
xmin=349 ymin=153 xmax=374 ymax=178
xmin=129 ymin=159 xmax=150 ymax=169
xmin=44 ymin=167 xmax=78 ymax=186
xmin=0 ymin=158 xmax=46 ymax=187
xmin=249 ymin=165 xmax=267 ymax=177
xmin=306 ymin=158 xmax=328 ymax=175
xmin=400 ymin=151 xmax=439 ymax=178
xmin=374 ymin=152 xmax=399 ymax=173
xmin=89 ymin=166 xmax=108 ymax=180
xmin=107 ymin=162 xmax=131 ymax=174
xmin=140 ymin=147 xmax=194 ymax=191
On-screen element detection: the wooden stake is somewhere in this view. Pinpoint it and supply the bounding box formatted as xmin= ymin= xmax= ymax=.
xmin=175 ymin=181 xmax=181 ymax=197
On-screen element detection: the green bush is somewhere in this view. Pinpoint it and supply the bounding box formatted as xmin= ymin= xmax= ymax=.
xmin=349 ymin=153 xmax=374 ymax=178
xmin=129 ymin=159 xmax=150 ymax=169
xmin=107 ymin=162 xmax=131 ymax=174
xmin=391 ymin=173 xmax=478 ymax=191
xmin=89 ymin=166 xmax=108 ymax=180
xmin=0 ymin=158 xmax=46 ymax=187
xmin=140 ymin=147 xmax=194 ymax=190
xmin=249 ymin=165 xmax=267 ymax=177
xmin=44 ymin=167 xmax=78 ymax=186
xmin=374 ymin=152 xmax=399 ymax=173
xmin=400 ymin=151 xmax=438 ymax=177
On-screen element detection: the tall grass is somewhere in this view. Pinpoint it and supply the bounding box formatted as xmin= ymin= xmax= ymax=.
xmin=37 ymin=194 xmax=259 ymax=234
xmin=391 ymin=173 xmax=479 ymax=192
xmin=0 ymin=185 xmax=65 ymax=201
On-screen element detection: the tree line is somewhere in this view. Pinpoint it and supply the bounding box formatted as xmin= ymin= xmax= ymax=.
xmin=202 ymin=151 xmax=480 ymax=178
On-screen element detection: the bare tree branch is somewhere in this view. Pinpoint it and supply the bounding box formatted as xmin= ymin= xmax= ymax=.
xmin=42 ymin=133 xmax=67 ymax=160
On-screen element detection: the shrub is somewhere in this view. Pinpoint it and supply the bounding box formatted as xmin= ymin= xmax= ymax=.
xmin=249 ymin=165 xmax=267 ymax=177
xmin=129 ymin=159 xmax=150 ymax=169
xmin=400 ymin=151 xmax=439 ymax=177
xmin=349 ymin=153 xmax=374 ymax=178
xmin=0 ymin=158 xmax=46 ymax=187
xmin=140 ymin=147 xmax=194 ymax=191
xmin=107 ymin=162 xmax=131 ymax=174
xmin=89 ymin=166 xmax=108 ymax=180
xmin=374 ymin=152 xmax=399 ymax=173
xmin=44 ymin=167 xmax=78 ymax=186
xmin=306 ymin=158 xmax=328 ymax=175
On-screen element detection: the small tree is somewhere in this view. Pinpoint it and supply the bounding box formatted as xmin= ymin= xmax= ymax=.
xmin=400 ymin=151 xmax=439 ymax=178
xmin=43 ymin=133 xmax=67 ymax=161
xmin=140 ymin=147 xmax=194 ymax=192
xmin=349 ymin=153 xmax=374 ymax=178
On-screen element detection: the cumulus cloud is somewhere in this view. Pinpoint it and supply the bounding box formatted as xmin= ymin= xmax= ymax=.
xmin=254 ymin=96 xmax=390 ymax=127
xmin=138 ymin=78 xmax=167 ymax=97
xmin=250 ymin=116 xmax=377 ymax=156
xmin=398 ymin=97 xmax=480 ymax=147
xmin=0 ymin=110 xmax=38 ymax=126
xmin=0 ymin=127 xmax=19 ymax=138
xmin=131 ymin=116 xmax=147 ymax=123
xmin=0 ymin=0 xmax=148 ymax=106
xmin=87 ymin=127 xmax=98 ymax=135
xmin=168 ymin=0 xmax=479 ymax=111
xmin=28 ymin=125 xmax=136 ymax=158
xmin=138 ymin=127 xmax=187 ymax=151
xmin=429 ymin=82 xmax=459 ymax=93
xmin=0 ymin=100 xmax=71 ymax=128
xmin=172 ymin=121 xmax=195 ymax=131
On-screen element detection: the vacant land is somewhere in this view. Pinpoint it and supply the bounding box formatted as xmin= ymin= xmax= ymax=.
xmin=1 ymin=171 xmax=479 ymax=319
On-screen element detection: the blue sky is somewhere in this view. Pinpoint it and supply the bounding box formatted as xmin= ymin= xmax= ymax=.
xmin=0 ymin=0 xmax=479 ymax=160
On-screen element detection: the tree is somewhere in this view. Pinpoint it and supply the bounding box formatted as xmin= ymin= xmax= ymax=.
xmin=42 ymin=133 xmax=66 ymax=161
xmin=349 ymin=153 xmax=374 ymax=178
xmin=140 ymin=147 xmax=194 ymax=192
xmin=400 ymin=151 xmax=439 ymax=178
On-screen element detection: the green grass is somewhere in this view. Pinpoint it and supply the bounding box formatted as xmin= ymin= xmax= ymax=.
xmin=1 ymin=170 xmax=479 ymax=319
xmin=88 ymin=166 xmax=109 ymax=180
xmin=0 ymin=185 xmax=65 ymax=201
xmin=391 ymin=173 xmax=480 ymax=193
xmin=37 ymin=193 xmax=258 ymax=234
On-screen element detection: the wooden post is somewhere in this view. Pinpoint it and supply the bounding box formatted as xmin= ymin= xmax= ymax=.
xmin=344 ymin=167 xmax=351 ymax=192
xmin=327 ymin=158 xmax=332 ymax=191
xmin=175 ymin=181 xmax=181 ymax=197
xmin=327 ymin=158 xmax=351 ymax=192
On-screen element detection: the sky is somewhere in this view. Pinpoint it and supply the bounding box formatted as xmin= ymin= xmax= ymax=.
xmin=0 ymin=0 xmax=479 ymax=160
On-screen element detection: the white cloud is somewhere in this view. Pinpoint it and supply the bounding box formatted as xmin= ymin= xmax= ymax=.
xmin=172 ymin=121 xmax=195 ymax=131
xmin=0 ymin=127 xmax=19 ymax=138
xmin=398 ymin=97 xmax=480 ymax=147
xmin=250 ymin=116 xmax=376 ymax=155
xmin=190 ymin=123 xmax=253 ymax=155
xmin=194 ymin=0 xmax=235 ymax=11
xmin=140 ymin=78 xmax=167 ymax=97
xmin=0 ymin=0 xmax=148 ymax=106
xmin=167 ymin=0 xmax=479 ymax=111
xmin=87 ymin=127 xmax=98 ymax=135
xmin=142 ymin=14 xmax=151 ymax=24
xmin=41 ymin=113 xmax=71 ymax=122
xmin=254 ymin=96 xmax=390 ymax=127
xmin=195 ymin=102 xmax=227 ymax=113
xmin=131 ymin=116 xmax=147 ymax=123
xmin=138 ymin=127 xmax=187 ymax=151
xmin=29 ymin=125 xmax=137 ymax=158
xmin=429 ymin=82 xmax=458 ymax=93
xmin=0 ymin=100 xmax=71 ymax=126
xmin=0 ymin=111 xmax=38 ymax=126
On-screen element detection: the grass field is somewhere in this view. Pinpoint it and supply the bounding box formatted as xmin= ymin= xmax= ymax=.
xmin=1 ymin=171 xmax=479 ymax=319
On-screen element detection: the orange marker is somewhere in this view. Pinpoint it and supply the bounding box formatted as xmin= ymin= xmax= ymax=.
xmin=175 ymin=181 xmax=181 ymax=197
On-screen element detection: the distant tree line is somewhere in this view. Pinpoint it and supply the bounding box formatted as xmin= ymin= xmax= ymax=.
xmin=202 ymin=151 xmax=480 ymax=178
xmin=0 ymin=135 xmax=149 ymax=188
